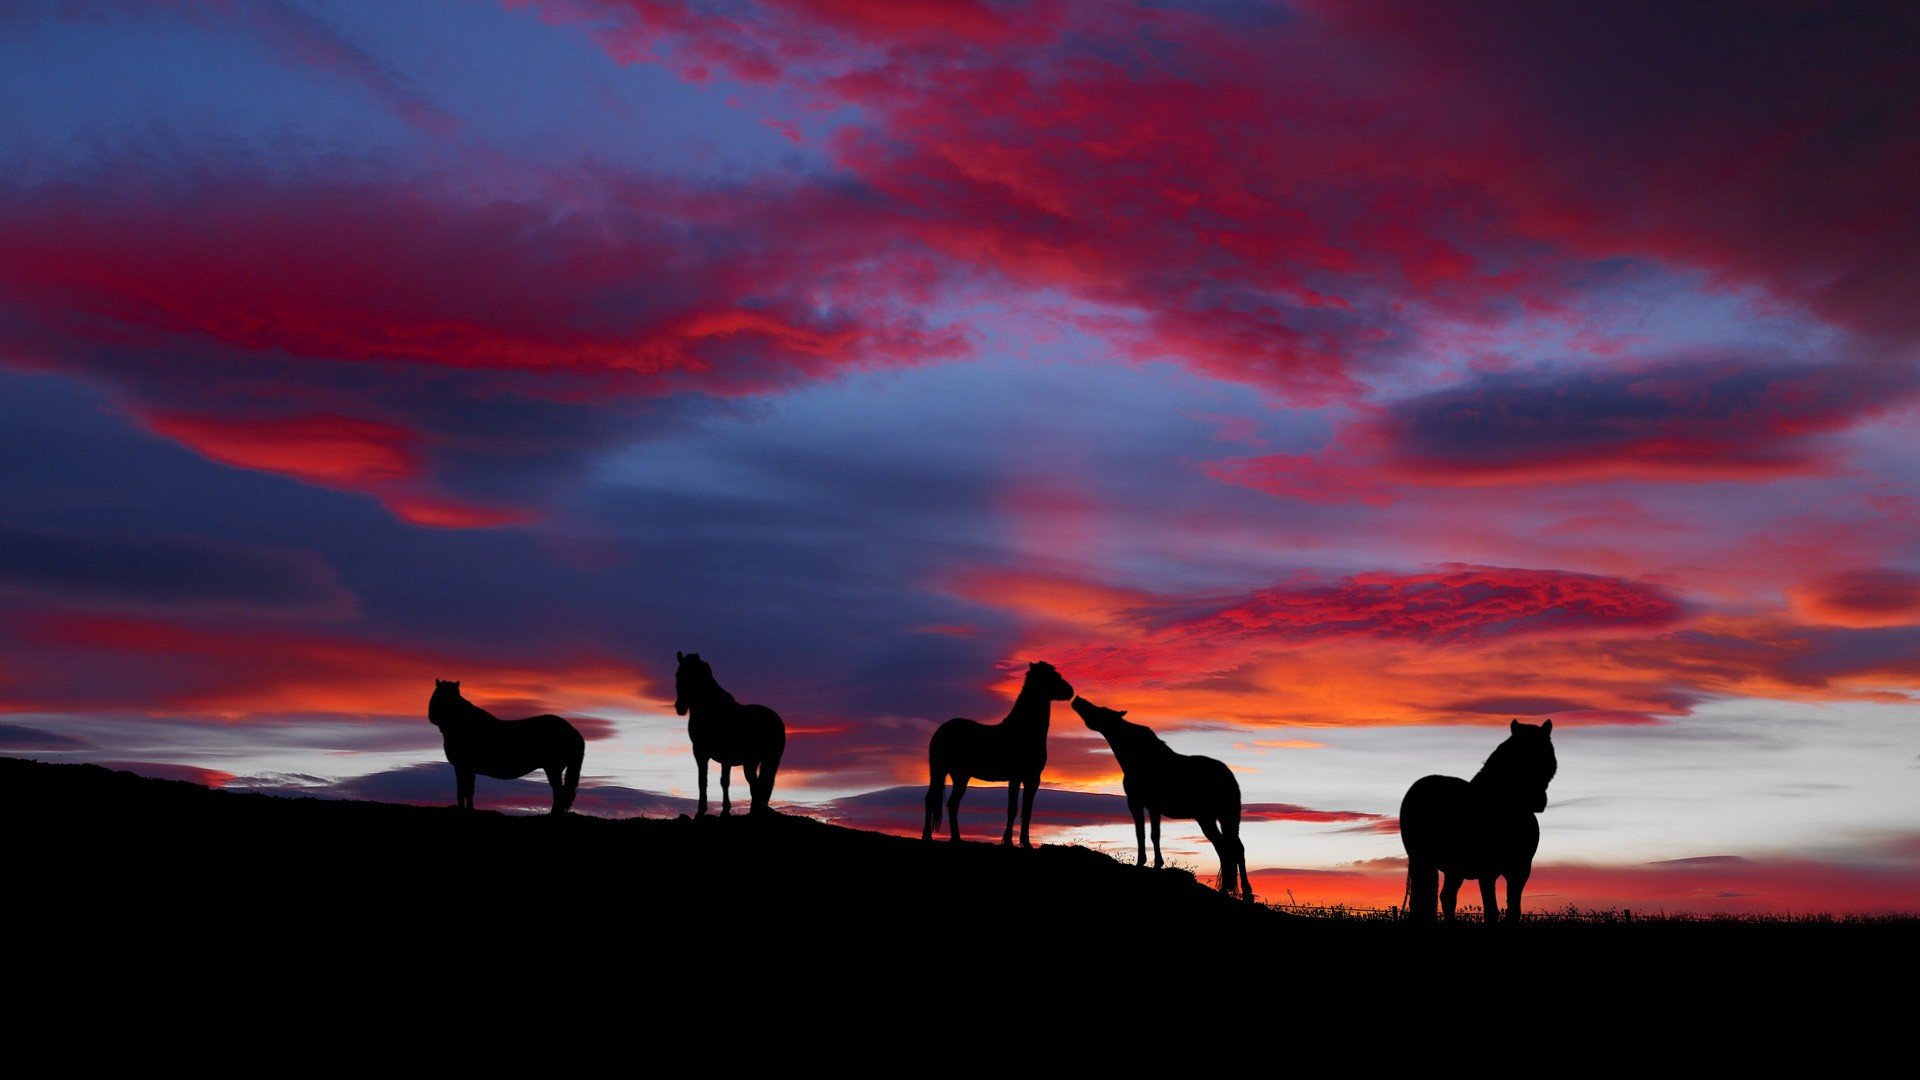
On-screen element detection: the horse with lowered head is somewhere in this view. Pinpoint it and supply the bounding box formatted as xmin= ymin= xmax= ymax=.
xmin=428 ymin=679 xmax=585 ymax=815
xmin=1072 ymin=696 xmax=1252 ymax=899
xmin=1400 ymin=719 xmax=1557 ymax=925
xmin=923 ymin=660 xmax=1074 ymax=847
xmin=675 ymin=651 xmax=786 ymax=816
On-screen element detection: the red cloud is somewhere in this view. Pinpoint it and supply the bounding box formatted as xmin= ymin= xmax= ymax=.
xmin=540 ymin=0 xmax=1920 ymax=413
xmin=137 ymin=411 xmax=534 ymax=528
xmin=384 ymin=495 xmax=535 ymax=530
xmin=0 ymin=178 xmax=960 ymax=383
xmin=1790 ymin=568 xmax=1920 ymax=628
xmin=1242 ymin=803 xmax=1384 ymax=825
xmin=955 ymin=565 xmax=1682 ymax=646
xmin=0 ymin=610 xmax=651 ymax=721
xmin=954 ymin=566 xmax=1920 ymax=728
xmin=1158 ymin=566 xmax=1683 ymax=645
xmin=0 ymin=173 xmax=969 ymax=522
xmin=140 ymin=412 xmax=420 ymax=488
xmin=1310 ymin=1 xmax=1920 ymax=345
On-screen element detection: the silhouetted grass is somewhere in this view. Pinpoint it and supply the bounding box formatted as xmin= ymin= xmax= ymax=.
xmin=1268 ymin=901 xmax=1920 ymax=925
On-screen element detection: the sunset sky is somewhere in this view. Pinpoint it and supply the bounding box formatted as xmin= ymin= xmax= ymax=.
xmin=3 ymin=1 xmax=1917 ymax=912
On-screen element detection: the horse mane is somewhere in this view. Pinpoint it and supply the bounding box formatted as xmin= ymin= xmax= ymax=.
xmin=1112 ymin=718 xmax=1170 ymax=755
xmin=679 ymin=658 xmax=738 ymax=708
xmin=1473 ymin=730 xmax=1556 ymax=799
xmin=430 ymin=684 xmax=496 ymax=728
xmin=1017 ymin=661 xmax=1063 ymax=698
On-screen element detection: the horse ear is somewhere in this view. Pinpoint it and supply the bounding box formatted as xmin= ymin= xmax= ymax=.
xmin=1117 ymin=709 xmax=1128 ymax=717
xmin=1511 ymin=718 xmax=1522 ymax=734
xmin=1541 ymin=718 xmax=1553 ymax=734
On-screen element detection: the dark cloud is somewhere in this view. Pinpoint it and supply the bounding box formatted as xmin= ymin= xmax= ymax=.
xmin=90 ymin=760 xmax=236 ymax=786
xmin=232 ymin=761 xmax=697 ymax=817
xmin=0 ymin=525 xmax=355 ymax=619
xmin=814 ymin=784 xmax=1381 ymax=834
xmin=1381 ymin=360 xmax=1920 ymax=483
xmin=0 ymin=723 xmax=93 ymax=751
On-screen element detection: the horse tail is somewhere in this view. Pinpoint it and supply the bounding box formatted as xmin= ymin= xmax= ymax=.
xmin=923 ymin=730 xmax=946 ymax=839
xmin=562 ymin=725 xmax=584 ymax=814
xmin=1223 ymin=799 xmax=1252 ymax=901
xmin=760 ymin=719 xmax=785 ymax=812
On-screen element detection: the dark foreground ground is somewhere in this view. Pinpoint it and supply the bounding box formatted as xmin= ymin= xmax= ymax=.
xmin=5 ymin=756 xmax=1911 ymax=1050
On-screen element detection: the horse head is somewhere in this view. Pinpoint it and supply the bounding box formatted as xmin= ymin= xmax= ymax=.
xmin=428 ymin=678 xmax=462 ymax=727
xmin=1025 ymin=660 xmax=1074 ymax=702
xmin=1495 ymin=718 xmax=1557 ymax=812
xmin=1070 ymin=695 xmax=1126 ymax=734
xmin=674 ymin=651 xmax=711 ymax=716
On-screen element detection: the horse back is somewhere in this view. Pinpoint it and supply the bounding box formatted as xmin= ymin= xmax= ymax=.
xmin=929 ymin=716 xmax=1038 ymax=781
xmin=452 ymin=714 xmax=583 ymax=779
xmin=744 ymin=703 xmax=786 ymax=751
xmin=690 ymin=702 xmax=785 ymax=765
xmin=1135 ymin=751 xmax=1239 ymax=819
xmin=1401 ymin=774 xmax=1537 ymax=875
xmin=514 ymin=714 xmax=584 ymax=753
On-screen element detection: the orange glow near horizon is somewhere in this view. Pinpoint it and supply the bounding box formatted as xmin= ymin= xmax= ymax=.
xmin=946 ymin=565 xmax=1920 ymax=731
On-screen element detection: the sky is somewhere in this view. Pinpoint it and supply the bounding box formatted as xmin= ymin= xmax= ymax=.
xmin=2 ymin=0 xmax=1917 ymax=913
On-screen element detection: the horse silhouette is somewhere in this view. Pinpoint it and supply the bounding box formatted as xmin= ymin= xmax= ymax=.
xmin=428 ymin=679 xmax=585 ymax=815
xmin=1072 ymin=695 xmax=1253 ymax=899
xmin=675 ymin=651 xmax=786 ymax=816
xmin=922 ymin=660 xmax=1074 ymax=847
xmin=1400 ymin=719 xmax=1557 ymax=925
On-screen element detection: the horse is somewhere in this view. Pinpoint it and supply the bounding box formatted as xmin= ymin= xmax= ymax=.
xmin=427 ymin=679 xmax=586 ymax=815
xmin=674 ymin=651 xmax=786 ymax=816
xmin=922 ymin=660 xmax=1075 ymax=847
xmin=1071 ymin=695 xmax=1253 ymax=899
xmin=1400 ymin=718 xmax=1557 ymax=925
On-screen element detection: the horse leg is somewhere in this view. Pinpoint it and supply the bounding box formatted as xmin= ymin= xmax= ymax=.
xmin=562 ymin=748 xmax=581 ymax=814
xmin=742 ymin=761 xmax=760 ymax=815
xmin=946 ymin=775 xmax=971 ymax=842
xmin=1019 ymin=775 xmax=1038 ymax=849
xmin=719 ymin=762 xmax=733 ymax=816
xmin=1003 ymin=781 xmax=1019 ymax=846
xmin=1503 ymin=865 xmax=1531 ymax=925
xmin=754 ymin=752 xmax=781 ymax=815
xmin=456 ymin=767 xmax=474 ymax=811
xmin=1225 ymin=804 xmax=1252 ymax=900
xmin=1407 ymin=861 xmax=1437 ymax=925
xmin=545 ymin=766 xmax=564 ymax=815
xmin=695 ymin=753 xmax=709 ymax=817
xmin=1440 ymin=873 xmax=1463 ymax=923
xmin=1129 ymin=797 xmax=1147 ymax=866
xmin=1479 ymin=876 xmax=1502 ymax=926
xmin=1150 ymin=809 xmax=1163 ymax=868
xmin=923 ymin=769 xmax=945 ymax=841
xmin=1196 ymin=816 xmax=1230 ymax=893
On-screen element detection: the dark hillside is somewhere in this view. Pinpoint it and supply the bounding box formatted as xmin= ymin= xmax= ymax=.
xmin=6 ymin=755 xmax=1909 ymax=1018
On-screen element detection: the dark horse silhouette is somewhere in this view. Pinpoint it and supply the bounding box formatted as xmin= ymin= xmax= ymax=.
xmin=674 ymin=651 xmax=786 ymax=816
xmin=1072 ymin=695 xmax=1253 ymax=899
xmin=922 ymin=661 xmax=1074 ymax=847
xmin=428 ymin=679 xmax=585 ymax=814
xmin=1400 ymin=719 xmax=1557 ymax=925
